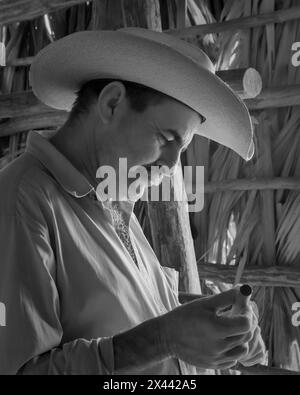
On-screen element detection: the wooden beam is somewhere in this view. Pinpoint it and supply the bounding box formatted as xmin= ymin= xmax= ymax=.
xmin=218 ymin=68 xmax=262 ymax=99
xmin=197 ymin=263 xmax=300 ymax=288
xmin=4 ymin=83 xmax=300 ymax=137
xmin=5 ymin=56 xmax=34 ymax=67
xmin=4 ymin=58 xmax=263 ymax=99
xmin=0 ymin=112 xmax=67 ymax=137
xmin=0 ymin=91 xmax=54 ymax=118
xmin=235 ymin=363 xmax=300 ymax=376
xmin=246 ymin=85 xmax=300 ymax=110
xmin=0 ymin=0 xmax=93 ymax=26
xmin=203 ymin=177 xmax=300 ymax=194
xmin=4 ymin=59 xmax=262 ymax=100
xmin=0 ymin=67 xmax=262 ymax=118
xmin=166 ymin=6 xmax=300 ymax=39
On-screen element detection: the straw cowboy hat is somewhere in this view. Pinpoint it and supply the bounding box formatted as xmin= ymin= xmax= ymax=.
xmin=29 ymin=27 xmax=254 ymax=161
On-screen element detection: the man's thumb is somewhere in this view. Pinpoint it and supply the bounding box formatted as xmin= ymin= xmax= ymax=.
xmin=207 ymin=285 xmax=253 ymax=313
xmin=206 ymin=288 xmax=239 ymax=311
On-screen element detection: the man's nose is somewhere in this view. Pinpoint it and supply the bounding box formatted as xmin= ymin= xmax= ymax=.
xmin=160 ymin=145 xmax=182 ymax=176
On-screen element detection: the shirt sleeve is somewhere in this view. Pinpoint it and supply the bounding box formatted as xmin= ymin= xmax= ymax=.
xmin=0 ymin=184 xmax=115 ymax=375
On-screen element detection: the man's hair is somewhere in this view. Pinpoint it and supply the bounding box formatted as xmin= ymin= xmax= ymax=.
xmin=68 ymin=79 xmax=169 ymax=120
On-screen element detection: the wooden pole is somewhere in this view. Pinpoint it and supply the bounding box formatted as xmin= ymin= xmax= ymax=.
xmin=2 ymin=2 xmax=300 ymax=37
xmin=2 ymin=57 xmax=263 ymax=100
xmin=0 ymin=112 xmax=67 ymax=136
xmin=202 ymin=177 xmax=300 ymax=194
xmin=0 ymin=91 xmax=54 ymax=118
xmin=166 ymin=6 xmax=300 ymax=39
xmin=2 ymin=82 xmax=300 ymax=135
xmin=147 ymin=166 xmax=201 ymax=293
xmin=0 ymin=0 xmax=93 ymax=26
xmin=246 ymin=85 xmax=300 ymax=110
xmin=0 ymin=66 xmax=262 ymax=117
xmin=4 ymin=56 xmax=34 ymax=67
xmin=218 ymin=68 xmax=262 ymax=99
xmin=234 ymin=363 xmax=300 ymax=376
xmin=197 ymin=263 xmax=300 ymax=288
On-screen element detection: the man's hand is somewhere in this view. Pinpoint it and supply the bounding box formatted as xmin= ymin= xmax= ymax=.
xmin=238 ymin=302 xmax=267 ymax=367
xmin=159 ymin=288 xmax=258 ymax=370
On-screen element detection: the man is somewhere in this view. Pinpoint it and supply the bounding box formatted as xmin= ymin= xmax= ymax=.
xmin=0 ymin=28 xmax=265 ymax=374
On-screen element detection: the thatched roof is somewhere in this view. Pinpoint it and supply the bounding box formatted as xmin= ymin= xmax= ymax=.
xmin=1 ymin=0 xmax=300 ymax=375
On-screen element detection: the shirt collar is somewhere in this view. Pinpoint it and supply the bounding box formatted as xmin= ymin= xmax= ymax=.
xmin=25 ymin=131 xmax=136 ymax=224
xmin=26 ymin=130 xmax=94 ymax=198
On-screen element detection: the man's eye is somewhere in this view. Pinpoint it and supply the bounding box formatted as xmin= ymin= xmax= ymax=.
xmin=158 ymin=133 xmax=169 ymax=146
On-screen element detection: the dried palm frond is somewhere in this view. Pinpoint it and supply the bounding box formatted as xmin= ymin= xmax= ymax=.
xmin=201 ymin=0 xmax=300 ymax=371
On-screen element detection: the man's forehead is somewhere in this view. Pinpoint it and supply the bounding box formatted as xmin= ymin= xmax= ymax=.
xmin=153 ymin=103 xmax=202 ymax=134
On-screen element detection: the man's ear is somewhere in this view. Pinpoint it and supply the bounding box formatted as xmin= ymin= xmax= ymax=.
xmin=96 ymin=81 xmax=127 ymax=124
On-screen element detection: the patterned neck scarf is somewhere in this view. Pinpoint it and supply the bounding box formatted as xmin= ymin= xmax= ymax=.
xmin=89 ymin=193 xmax=139 ymax=268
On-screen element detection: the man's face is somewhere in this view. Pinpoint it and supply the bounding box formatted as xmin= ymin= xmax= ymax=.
xmin=96 ymin=91 xmax=202 ymax=201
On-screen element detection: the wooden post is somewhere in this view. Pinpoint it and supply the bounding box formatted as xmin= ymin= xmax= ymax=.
xmin=147 ymin=164 xmax=201 ymax=293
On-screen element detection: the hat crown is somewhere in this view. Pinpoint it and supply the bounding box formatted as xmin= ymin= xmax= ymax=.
xmin=118 ymin=27 xmax=215 ymax=74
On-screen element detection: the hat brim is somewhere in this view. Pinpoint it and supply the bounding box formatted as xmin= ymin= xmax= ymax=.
xmin=29 ymin=29 xmax=254 ymax=161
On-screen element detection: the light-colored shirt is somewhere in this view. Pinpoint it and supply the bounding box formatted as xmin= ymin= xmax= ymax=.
xmin=0 ymin=130 xmax=197 ymax=375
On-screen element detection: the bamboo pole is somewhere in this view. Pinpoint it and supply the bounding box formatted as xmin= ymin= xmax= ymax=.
xmin=218 ymin=68 xmax=262 ymax=99
xmin=0 ymin=0 xmax=93 ymax=26
xmin=202 ymin=177 xmax=300 ymax=194
xmin=3 ymin=90 xmax=300 ymax=136
xmin=246 ymin=85 xmax=300 ymax=110
xmin=3 ymin=58 xmax=263 ymax=100
xmin=2 ymin=2 xmax=299 ymax=38
xmin=5 ymin=56 xmax=34 ymax=67
xmin=0 ymin=66 xmax=262 ymax=116
xmin=234 ymin=363 xmax=300 ymax=376
xmin=0 ymin=91 xmax=53 ymax=118
xmin=166 ymin=6 xmax=300 ymax=39
xmin=197 ymin=263 xmax=300 ymax=288
xmin=0 ymin=112 xmax=67 ymax=136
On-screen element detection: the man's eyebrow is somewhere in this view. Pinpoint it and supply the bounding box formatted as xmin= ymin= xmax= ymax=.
xmin=163 ymin=128 xmax=193 ymax=150
xmin=163 ymin=113 xmax=205 ymax=139
xmin=163 ymin=129 xmax=186 ymax=145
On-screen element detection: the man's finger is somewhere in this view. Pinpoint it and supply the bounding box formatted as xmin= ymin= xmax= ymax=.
xmin=222 ymin=331 xmax=253 ymax=350
xmin=222 ymin=344 xmax=249 ymax=362
xmin=240 ymin=350 xmax=267 ymax=367
xmin=216 ymin=314 xmax=255 ymax=337
xmin=206 ymin=288 xmax=239 ymax=311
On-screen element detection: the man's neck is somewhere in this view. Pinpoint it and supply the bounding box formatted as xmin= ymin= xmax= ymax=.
xmin=50 ymin=120 xmax=99 ymax=189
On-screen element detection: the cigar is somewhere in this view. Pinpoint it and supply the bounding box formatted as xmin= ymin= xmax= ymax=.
xmin=217 ymin=285 xmax=253 ymax=316
xmin=240 ymin=284 xmax=252 ymax=297
xmin=235 ymin=284 xmax=253 ymax=310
